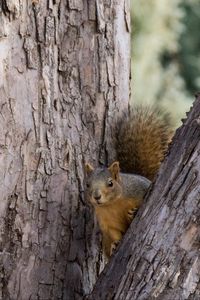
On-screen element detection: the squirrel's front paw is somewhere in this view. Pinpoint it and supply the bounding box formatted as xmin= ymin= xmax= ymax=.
xmin=127 ymin=207 xmax=138 ymax=222
xmin=110 ymin=240 xmax=120 ymax=256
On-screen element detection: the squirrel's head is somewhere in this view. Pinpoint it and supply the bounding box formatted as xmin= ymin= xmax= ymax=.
xmin=85 ymin=161 xmax=122 ymax=206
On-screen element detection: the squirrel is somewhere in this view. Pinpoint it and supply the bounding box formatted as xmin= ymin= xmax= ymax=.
xmin=85 ymin=106 xmax=173 ymax=258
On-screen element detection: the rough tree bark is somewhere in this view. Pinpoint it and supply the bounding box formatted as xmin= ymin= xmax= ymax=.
xmin=0 ymin=1 xmax=130 ymax=299
xmin=88 ymin=95 xmax=200 ymax=299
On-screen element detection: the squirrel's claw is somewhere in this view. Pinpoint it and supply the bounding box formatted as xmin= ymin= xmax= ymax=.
xmin=127 ymin=207 xmax=138 ymax=221
xmin=110 ymin=240 xmax=120 ymax=256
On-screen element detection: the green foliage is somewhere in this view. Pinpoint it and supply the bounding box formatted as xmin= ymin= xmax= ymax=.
xmin=131 ymin=0 xmax=200 ymax=126
xmin=179 ymin=0 xmax=200 ymax=94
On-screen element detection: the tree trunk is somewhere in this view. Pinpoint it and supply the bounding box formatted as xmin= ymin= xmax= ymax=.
xmin=0 ymin=1 xmax=130 ymax=299
xmin=88 ymin=95 xmax=200 ymax=299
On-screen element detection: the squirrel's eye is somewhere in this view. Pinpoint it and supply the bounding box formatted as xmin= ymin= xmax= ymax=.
xmin=108 ymin=180 xmax=113 ymax=187
xmin=86 ymin=182 xmax=90 ymax=188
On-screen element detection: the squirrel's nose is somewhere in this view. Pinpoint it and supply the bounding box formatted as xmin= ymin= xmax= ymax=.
xmin=94 ymin=195 xmax=101 ymax=201
xmin=93 ymin=190 xmax=101 ymax=201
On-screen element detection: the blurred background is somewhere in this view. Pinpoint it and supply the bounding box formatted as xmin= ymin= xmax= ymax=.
xmin=131 ymin=0 xmax=200 ymax=127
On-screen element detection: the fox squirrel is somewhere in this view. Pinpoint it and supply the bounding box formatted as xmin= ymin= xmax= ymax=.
xmin=85 ymin=106 xmax=173 ymax=258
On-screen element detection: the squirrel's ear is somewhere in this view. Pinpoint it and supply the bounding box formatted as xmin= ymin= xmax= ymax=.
xmin=108 ymin=161 xmax=120 ymax=181
xmin=85 ymin=163 xmax=94 ymax=175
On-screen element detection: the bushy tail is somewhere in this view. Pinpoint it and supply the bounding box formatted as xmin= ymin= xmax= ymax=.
xmin=116 ymin=106 xmax=173 ymax=180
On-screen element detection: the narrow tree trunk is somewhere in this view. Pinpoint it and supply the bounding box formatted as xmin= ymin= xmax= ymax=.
xmin=88 ymin=95 xmax=200 ymax=299
xmin=0 ymin=1 xmax=130 ymax=299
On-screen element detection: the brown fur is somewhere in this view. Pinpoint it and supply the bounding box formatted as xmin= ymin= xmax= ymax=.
xmin=116 ymin=106 xmax=173 ymax=180
xmin=95 ymin=196 xmax=141 ymax=257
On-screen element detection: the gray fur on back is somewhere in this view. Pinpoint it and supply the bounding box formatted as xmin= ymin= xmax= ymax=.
xmin=120 ymin=172 xmax=151 ymax=200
